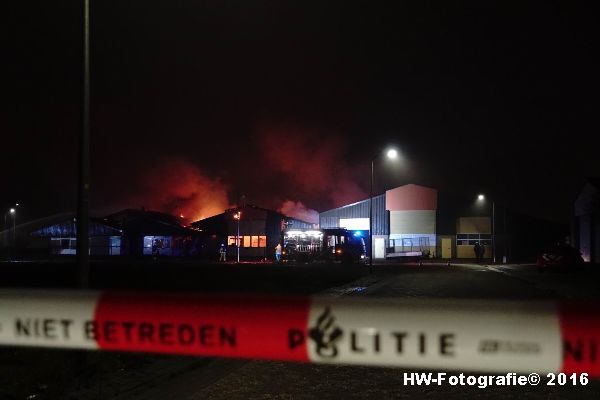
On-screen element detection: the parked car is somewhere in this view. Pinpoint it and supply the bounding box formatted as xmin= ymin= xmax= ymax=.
xmin=536 ymin=244 xmax=584 ymax=270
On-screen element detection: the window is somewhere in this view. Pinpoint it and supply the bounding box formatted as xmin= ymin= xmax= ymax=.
xmin=227 ymin=236 xmax=238 ymax=246
xmin=251 ymin=236 xmax=259 ymax=247
xmin=109 ymin=236 xmax=121 ymax=255
xmin=457 ymin=233 xmax=491 ymax=246
xmin=258 ymin=236 xmax=267 ymax=248
xmin=243 ymin=236 xmax=251 ymax=248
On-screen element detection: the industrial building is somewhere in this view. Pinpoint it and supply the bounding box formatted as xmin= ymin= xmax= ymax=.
xmin=1 ymin=213 xmax=123 ymax=257
xmin=320 ymin=183 xmax=565 ymax=261
xmin=320 ymin=184 xmax=441 ymax=259
xmin=102 ymin=209 xmax=202 ymax=256
xmin=573 ymin=178 xmax=600 ymax=263
xmin=30 ymin=216 xmax=123 ymax=255
xmin=1 ymin=209 xmax=203 ymax=258
xmin=191 ymin=204 xmax=315 ymax=260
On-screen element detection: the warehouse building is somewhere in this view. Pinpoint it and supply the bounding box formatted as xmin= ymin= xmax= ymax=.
xmin=30 ymin=215 xmax=123 ymax=255
xmin=320 ymin=184 xmax=439 ymax=259
xmin=573 ymin=178 xmax=600 ymax=263
xmin=436 ymin=191 xmax=494 ymax=260
xmin=103 ymin=209 xmax=201 ymax=257
xmin=320 ymin=183 xmax=566 ymax=261
xmin=1 ymin=209 xmax=203 ymax=258
xmin=191 ymin=204 xmax=315 ymax=260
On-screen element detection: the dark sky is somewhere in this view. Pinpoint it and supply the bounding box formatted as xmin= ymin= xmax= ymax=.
xmin=1 ymin=1 xmax=597 ymax=224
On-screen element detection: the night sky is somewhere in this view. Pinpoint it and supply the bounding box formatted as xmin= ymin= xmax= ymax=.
xmin=2 ymin=1 xmax=596 ymax=224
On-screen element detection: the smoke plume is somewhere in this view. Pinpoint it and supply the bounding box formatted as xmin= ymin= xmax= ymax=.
xmin=122 ymin=157 xmax=232 ymax=223
xmin=259 ymin=122 xmax=367 ymax=213
xmin=278 ymin=200 xmax=319 ymax=224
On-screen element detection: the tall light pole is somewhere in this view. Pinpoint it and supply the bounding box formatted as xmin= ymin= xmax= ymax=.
xmin=9 ymin=208 xmax=16 ymax=257
xmin=77 ymin=0 xmax=91 ymax=288
xmin=233 ymin=211 xmax=242 ymax=263
xmin=369 ymin=148 xmax=398 ymax=271
xmin=477 ymin=194 xmax=495 ymax=263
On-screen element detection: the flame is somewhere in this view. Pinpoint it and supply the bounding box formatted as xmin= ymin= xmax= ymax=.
xmin=123 ymin=157 xmax=232 ymax=223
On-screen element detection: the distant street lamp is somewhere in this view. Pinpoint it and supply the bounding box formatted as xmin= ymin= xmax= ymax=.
xmin=233 ymin=211 xmax=242 ymax=263
xmin=370 ymin=147 xmax=399 ymax=271
xmin=476 ymin=194 xmax=495 ymax=263
xmin=10 ymin=208 xmax=15 ymax=255
xmin=6 ymin=205 xmax=17 ymax=259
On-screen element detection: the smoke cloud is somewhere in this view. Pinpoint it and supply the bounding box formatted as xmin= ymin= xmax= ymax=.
xmin=102 ymin=122 xmax=367 ymax=224
xmin=121 ymin=157 xmax=232 ymax=223
xmin=259 ymin=122 xmax=367 ymax=213
xmin=278 ymin=200 xmax=319 ymax=224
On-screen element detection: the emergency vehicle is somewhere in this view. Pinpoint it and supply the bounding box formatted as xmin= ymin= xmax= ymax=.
xmin=281 ymin=228 xmax=367 ymax=264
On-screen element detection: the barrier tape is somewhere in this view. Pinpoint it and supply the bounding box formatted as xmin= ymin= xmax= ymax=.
xmin=0 ymin=290 xmax=598 ymax=376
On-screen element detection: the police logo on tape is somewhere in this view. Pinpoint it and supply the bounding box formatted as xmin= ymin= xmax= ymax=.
xmin=309 ymin=307 xmax=343 ymax=358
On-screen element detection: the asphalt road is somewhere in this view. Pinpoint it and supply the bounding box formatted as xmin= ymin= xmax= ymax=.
xmin=1 ymin=262 xmax=599 ymax=399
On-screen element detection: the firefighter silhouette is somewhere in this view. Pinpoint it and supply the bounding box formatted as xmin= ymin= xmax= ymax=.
xmin=219 ymin=243 xmax=227 ymax=261
xmin=308 ymin=307 xmax=343 ymax=358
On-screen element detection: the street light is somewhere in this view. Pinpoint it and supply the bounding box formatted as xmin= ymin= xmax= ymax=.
xmin=233 ymin=211 xmax=242 ymax=263
xmin=370 ymin=147 xmax=399 ymax=271
xmin=476 ymin=194 xmax=495 ymax=263
xmin=7 ymin=205 xmax=17 ymax=259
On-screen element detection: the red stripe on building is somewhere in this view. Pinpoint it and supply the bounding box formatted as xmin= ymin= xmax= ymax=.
xmin=93 ymin=293 xmax=310 ymax=361
xmin=559 ymin=302 xmax=600 ymax=375
xmin=385 ymin=184 xmax=437 ymax=211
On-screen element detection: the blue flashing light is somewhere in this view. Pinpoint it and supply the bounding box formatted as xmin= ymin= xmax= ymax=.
xmin=353 ymin=230 xmax=363 ymax=237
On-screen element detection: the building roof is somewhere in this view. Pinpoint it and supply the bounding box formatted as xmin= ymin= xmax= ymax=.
xmin=104 ymin=209 xmax=197 ymax=236
xmin=30 ymin=217 xmax=122 ymax=237
xmin=318 ymin=183 xmax=437 ymax=214
xmin=191 ymin=203 xmax=315 ymax=229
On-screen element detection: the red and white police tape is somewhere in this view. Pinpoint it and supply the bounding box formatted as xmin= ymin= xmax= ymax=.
xmin=0 ymin=290 xmax=597 ymax=376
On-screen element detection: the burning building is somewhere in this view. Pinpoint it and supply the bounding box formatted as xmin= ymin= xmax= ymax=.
xmin=191 ymin=204 xmax=315 ymax=261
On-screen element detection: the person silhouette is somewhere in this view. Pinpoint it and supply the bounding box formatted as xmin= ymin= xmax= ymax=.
xmin=473 ymin=242 xmax=481 ymax=262
xmin=219 ymin=243 xmax=227 ymax=262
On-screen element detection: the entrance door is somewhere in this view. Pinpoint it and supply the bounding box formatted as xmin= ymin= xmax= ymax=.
xmin=374 ymin=238 xmax=385 ymax=259
xmin=441 ymin=238 xmax=452 ymax=259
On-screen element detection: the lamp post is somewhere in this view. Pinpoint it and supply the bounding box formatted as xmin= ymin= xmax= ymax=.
xmin=233 ymin=211 xmax=242 ymax=263
xmin=477 ymin=194 xmax=495 ymax=263
xmin=77 ymin=0 xmax=91 ymax=289
xmin=7 ymin=206 xmax=17 ymax=260
xmin=369 ymin=148 xmax=398 ymax=271
xmin=10 ymin=208 xmax=15 ymax=248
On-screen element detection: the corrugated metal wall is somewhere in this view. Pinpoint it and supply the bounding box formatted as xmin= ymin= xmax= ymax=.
xmin=389 ymin=210 xmax=436 ymax=235
xmin=285 ymin=217 xmax=314 ymax=230
xmin=319 ymin=195 xmax=388 ymax=235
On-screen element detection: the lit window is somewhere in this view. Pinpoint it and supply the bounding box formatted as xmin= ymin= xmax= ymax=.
xmin=251 ymin=236 xmax=259 ymax=247
xmin=227 ymin=236 xmax=238 ymax=246
xmin=243 ymin=236 xmax=251 ymax=248
xmin=259 ymin=236 xmax=267 ymax=248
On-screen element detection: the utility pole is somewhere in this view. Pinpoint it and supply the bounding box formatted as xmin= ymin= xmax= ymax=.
xmin=234 ymin=211 xmax=242 ymax=263
xmin=369 ymin=160 xmax=374 ymax=273
xmin=492 ymin=200 xmax=496 ymax=264
xmin=77 ymin=0 xmax=91 ymax=288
